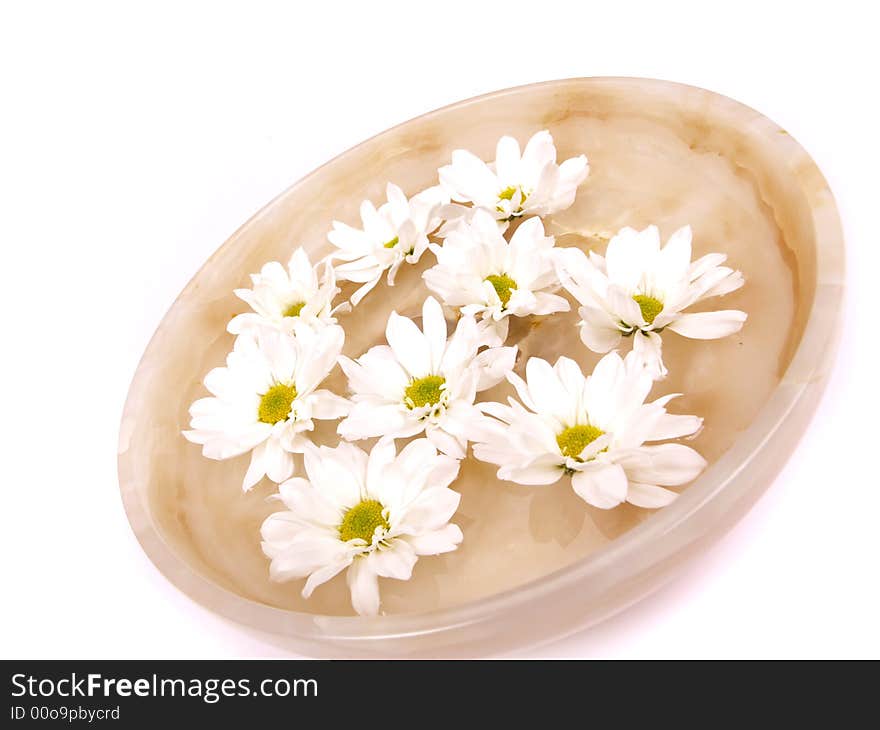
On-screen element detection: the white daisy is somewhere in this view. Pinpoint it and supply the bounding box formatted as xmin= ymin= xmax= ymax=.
xmin=260 ymin=439 xmax=463 ymax=616
xmin=473 ymin=351 xmax=706 ymax=509
xmin=337 ymin=296 xmax=516 ymax=459
xmin=227 ymin=247 xmax=347 ymax=336
xmin=423 ymin=209 xmax=569 ymax=347
xmin=438 ymin=129 xmax=589 ymax=224
xmin=328 ymin=183 xmax=449 ymax=306
xmin=556 ymin=225 xmax=746 ymax=379
xmin=183 ymin=324 xmax=351 ymax=491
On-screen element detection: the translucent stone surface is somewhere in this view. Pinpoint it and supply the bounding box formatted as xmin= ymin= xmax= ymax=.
xmin=118 ymin=78 xmax=843 ymax=654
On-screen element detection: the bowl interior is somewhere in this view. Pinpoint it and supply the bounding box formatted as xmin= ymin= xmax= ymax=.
xmin=119 ymin=78 xmax=831 ymax=627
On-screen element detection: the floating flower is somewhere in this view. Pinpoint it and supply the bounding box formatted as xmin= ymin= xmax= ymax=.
xmin=227 ymin=248 xmax=347 ymax=336
xmin=472 ymin=352 xmax=706 ymax=509
xmin=556 ymin=225 xmax=746 ymax=378
xmin=183 ymin=324 xmax=350 ymax=491
xmin=438 ymin=129 xmax=589 ymax=224
xmin=337 ymin=296 xmax=516 ymax=458
xmin=328 ymin=183 xmax=449 ymax=306
xmin=423 ymin=209 xmax=569 ymax=346
xmin=260 ymin=439 xmax=463 ymax=616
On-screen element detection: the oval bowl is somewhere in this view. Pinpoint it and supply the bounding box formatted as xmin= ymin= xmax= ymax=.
xmin=118 ymin=77 xmax=844 ymax=657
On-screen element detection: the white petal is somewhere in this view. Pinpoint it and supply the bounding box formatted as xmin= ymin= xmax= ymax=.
xmin=553 ymin=356 xmax=586 ymax=405
xmin=192 ymin=424 xmax=271 ymax=461
xmin=277 ymin=477 xmax=341 ymax=526
xmin=657 ymin=225 xmax=692 ymax=290
xmin=397 ymin=487 xmax=462 ymax=536
xmin=439 ymin=149 xmax=499 ymax=207
xmin=227 ymin=312 xmax=264 ymax=335
xmin=578 ymin=432 xmax=614 ymax=463
xmin=293 ymin=324 xmax=345 ymax=394
xmin=494 ymin=135 xmax=522 ymax=184
xmin=288 ymin=246 xmax=315 ymax=282
xmin=365 ymin=438 xmax=397 ymax=495
xmin=475 ymin=316 xmax=509 ymax=348
xmin=647 ymin=411 xmax=703 ymax=441
xmin=368 ymin=540 xmax=418 ymax=580
xmin=328 ymin=221 xmax=370 ymax=254
xmin=666 ymin=310 xmax=747 ymax=339
xmin=583 ymin=350 xmax=626 ymax=428
xmin=579 ymin=312 xmax=622 ymax=353
xmin=507 ymin=214 xmax=548 ymax=262
xmin=520 ymin=130 xmax=556 ymax=182
xmin=265 ymin=536 xmax=350 ymax=584
xmin=443 ymin=401 xmax=495 ymax=444
xmin=261 ymin=516 xmax=346 ymax=565
xmin=337 ymin=402 xmax=416 ymax=441
xmin=701 ymin=269 xmax=744 ymax=299
xmin=556 ymin=246 xmax=607 ymax=306
xmin=349 ymin=274 xmax=381 ymax=306
xmin=308 ymin=389 xmax=351 ymax=420
xmin=425 ymin=425 xmax=466 ymax=459
xmin=529 ymin=292 xmax=570 ymax=316
xmin=264 ymin=438 xmax=295 ymax=484
xmin=404 ymin=524 xmax=463 ymax=555
xmin=689 ymin=252 xmax=727 ymax=279
xmin=421 ymin=296 xmax=449 ymax=373
xmin=673 ymin=265 xmax=739 ymax=310
xmin=445 ymin=149 xmax=496 ymax=192
xmin=359 ymin=198 xmax=387 ymax=236
xmin=259 ymin=329 xmax=299 ymax=385
xmin=631 ymin=330 xmax=668 ymax=380
xmin=615 ymin=443 xmax=707 ymax=486
xmin=499 ymin=455 xmax=564 ymax=485
xmin=386 ymin=310 xmax=431 ymax=377
xmin=302 ymin=559 xmax=352 ymax=598
xmin=557 ymin=154 xmax=589 ymax=189
xmin=424 ymin=450 xmax=461 ymax=492
xmin=440 ymin=314 xmax=480 ymax=375
xmin=524 ymin=357 xmax=570 ymax=420
xmin=571 ymin=463 xmax=628 ymax=509
xmin=605 ymin=226 xmax=659 ymax=291
xmin=385 ymin=182 xmax=409 ymax=219
xmin=346 ymin=559 xmax=381 ymax=616
xmin=471 ymin=439 xmax=513 ymax=468
xmin=260 ymin=513 xmax=317 ymax=549
xmin=339 ymin=347 xmax=409 ymax=401
xmin=607 ymin=285 xmax=644 ymax=326
xmin=373 ymin=437 xmax=438 ymax=510
xmin=626 ymin=482 xmax=678 ymax=509
xmin=473 ymin=345 xmax=517 ymax=391
xmin=302 ymin=444 xmax=364 ymax=506
xmin=242 ymin=441 xmax=269 ymax=491
xmin=394 ymin=437 xmax=441 ymax=480
xmin=505 ymin=370 xmax=539 ymax=413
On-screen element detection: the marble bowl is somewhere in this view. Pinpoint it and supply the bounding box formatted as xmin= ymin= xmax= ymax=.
xmin=118 ymin=78 xmax=844 ymax=657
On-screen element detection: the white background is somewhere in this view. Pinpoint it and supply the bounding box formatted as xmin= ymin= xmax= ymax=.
xmin=1 ymin=1 xmax=877 ymax=659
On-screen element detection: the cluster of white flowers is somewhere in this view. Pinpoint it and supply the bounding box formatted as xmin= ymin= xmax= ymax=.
xmin=184 ymin=130 xmax=746 ymax=615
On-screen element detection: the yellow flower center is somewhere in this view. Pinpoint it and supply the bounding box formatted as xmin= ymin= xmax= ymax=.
xmin=632 ymin=294 xmax=664 ymax=325
xmin=383 ymin=236 xmax=399 ymax=249
xmin=498 ymin=186 xmax=530 ymax=217
xmin=485 ymin=274 xmax=517 ymax=307
xmin=556 ymin=424 xmax=605 ymax=459
xmin=283 ymin=301 xmax=306 ymax=318
xmin=339 ymin=499 xmax=389 ymax=543
xmin=404 ymin=375 xmax=446 ymax=409
xmin=257 ymin=383 xmax=297 ymax=424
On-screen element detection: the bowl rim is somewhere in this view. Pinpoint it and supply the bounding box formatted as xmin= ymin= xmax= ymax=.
xmin=118 ymin=76 xmax=845 ymax=650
